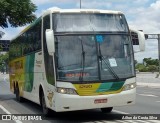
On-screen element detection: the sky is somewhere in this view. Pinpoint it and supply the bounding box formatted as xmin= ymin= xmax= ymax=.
xmin=1 ymin=0 xmax=160 ymax=62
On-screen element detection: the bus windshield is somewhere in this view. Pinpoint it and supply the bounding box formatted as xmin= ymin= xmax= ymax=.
xmin=55 ymin=34 xmax=134 ymax=82
xmin=53 ymin=13 xmax=134 ymax=82
xmin=53 ymin=13 xmax=128 ymax=32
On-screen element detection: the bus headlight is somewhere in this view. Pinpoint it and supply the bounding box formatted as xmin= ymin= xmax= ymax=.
xmin=57 ymin=87 xmax=78 ymax=95
xmin=123 ymin=83 xmax=136 ymax=91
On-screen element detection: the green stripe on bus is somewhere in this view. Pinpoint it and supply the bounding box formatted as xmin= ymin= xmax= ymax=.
xmin=96 ymin=81 xmax=124 ymax=93
xmin=24 ymin=53 xmax=35 ymax=92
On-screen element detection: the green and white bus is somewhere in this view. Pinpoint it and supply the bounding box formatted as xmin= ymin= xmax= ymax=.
xmin=9 ymin=8 xmax=145 ymax=115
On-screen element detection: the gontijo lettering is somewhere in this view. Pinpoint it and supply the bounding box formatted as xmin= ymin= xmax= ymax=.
xmin=79 ymin=84 xmax=92 ymax=88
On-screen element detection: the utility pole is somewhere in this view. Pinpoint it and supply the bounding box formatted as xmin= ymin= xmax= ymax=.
xmin=80 ymin=0 xmax=81 ymax=9
xmin=158 ymin=34 xmax=160 ymax=77
xmin=145 ymin=34 xmax=160 ymax=77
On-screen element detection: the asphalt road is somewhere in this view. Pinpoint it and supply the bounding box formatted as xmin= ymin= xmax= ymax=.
xmin=115 ymin=86 xmax=160 ymax=114
xmin=0 ymin=74 xmax=160 ymax=123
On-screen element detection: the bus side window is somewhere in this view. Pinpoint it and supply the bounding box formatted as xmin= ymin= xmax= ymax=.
xmin=23 ymin=32 xmax=28 ymax=55
xmin=34 ymin=20 xmax=42 ymax=51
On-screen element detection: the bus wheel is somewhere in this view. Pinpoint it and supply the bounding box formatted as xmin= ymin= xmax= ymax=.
xmin=41 ymin=92 xmax=50 ymax=116
xmin=101 ymin=107 xmax=113 ymax=113
xmin=15 ymin=85 xmax=23 ymax=102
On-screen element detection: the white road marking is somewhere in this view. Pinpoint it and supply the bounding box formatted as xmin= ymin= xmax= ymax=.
xmin=3 ymin=77 xmax=6 ymax=81
xmin=0 ymin=105 xmax=23 ymax=123
xmin=156 ymin=101 xmax=160 ymax=103
xmin=135 ymin=120 xmax=160 ymax=123
xmin=138 ymin=94 xmax=158 ymax=97
xmin=143 ymin=91 xmax=154 ymax=94
xmin=113 ymin=120 xmax=125 ymax=123
xmin=113 ymin=110 xmax=129 ymax=114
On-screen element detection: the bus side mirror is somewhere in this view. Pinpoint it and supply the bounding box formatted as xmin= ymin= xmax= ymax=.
xmin=130 ymin=29 xmax=145 ymax=52
xmin=45 ymin=29 xmax=55 ymax=56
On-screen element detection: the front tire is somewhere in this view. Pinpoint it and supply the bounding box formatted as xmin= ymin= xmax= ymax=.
xmin=41 ymin=91 xmax=50 ymax=116
xmin=101 ymin=107 xmax=113 ymax=113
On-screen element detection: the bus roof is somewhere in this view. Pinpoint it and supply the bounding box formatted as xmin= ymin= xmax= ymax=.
xmin=11 ymin=8 xmax=124 ymax=41
xmin=42 ymin=8 xmax=124 ymax=17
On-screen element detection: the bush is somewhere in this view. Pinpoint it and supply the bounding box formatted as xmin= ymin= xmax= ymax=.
xmin=136 ymin=63 xmax=148 ymax=72
xmin=148 ymin=65 xmax=158 ymax=72
xmin=135 ymin=63 xmax=158 ymax=72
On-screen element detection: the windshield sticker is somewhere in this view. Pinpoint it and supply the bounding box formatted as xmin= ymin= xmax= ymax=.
xmin=96 ymin=35 xmax=103 ymax=43
xmin=109 ymin=58 xmax=117 ymax=67
xmin=91 ymin=36 xmax=94 ymax=41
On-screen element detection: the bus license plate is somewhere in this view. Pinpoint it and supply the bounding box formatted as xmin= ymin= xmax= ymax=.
xmin=94 ymin=99 xmax=107 ymax=104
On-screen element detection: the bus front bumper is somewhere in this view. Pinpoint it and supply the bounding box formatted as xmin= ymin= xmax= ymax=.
xmin=54 ymin=88 xmax=136 ymax=112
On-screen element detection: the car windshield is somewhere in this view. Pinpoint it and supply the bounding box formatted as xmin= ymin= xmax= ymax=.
xmin=55 ymin=34 xmax=135 ymax=82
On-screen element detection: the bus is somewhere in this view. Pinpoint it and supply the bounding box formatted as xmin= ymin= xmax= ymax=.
xmin=9 ymin=8 xmax=145 ymax=115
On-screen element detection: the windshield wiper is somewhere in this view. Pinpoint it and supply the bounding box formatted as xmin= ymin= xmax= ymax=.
xmin=79 ymin=37 xmax=85 ymax=81
xmin=98 ymin=43 xmax=119 ymax=80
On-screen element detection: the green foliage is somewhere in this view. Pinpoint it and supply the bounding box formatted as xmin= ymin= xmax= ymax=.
xmin=136 ymin=63 xmax=147 ymax=72
xmin=134 ymin=60 xmax=138 ymax=65
xmin=0 ymin=45 xmax=2 ymax=51
xmin=0 ymin=0 xmax=37 ymax=28
xmin=0 ymin=52 xmax=9 ymax=73
xmin=147 ymin=65 xmax=157 ymax=72
xmin=136 ymin=58 xmax=159 ymax=72
xmin=0 ymin=31 xmax=5 ymax=38
xmin=143 ymin=57 xmax=159 ymax=66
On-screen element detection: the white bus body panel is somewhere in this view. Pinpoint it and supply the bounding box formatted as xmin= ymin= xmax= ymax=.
xmin=52 ymin=77 xmax=136 ymax=112
xmin=54 ymin=88 xmax=136 ymax=112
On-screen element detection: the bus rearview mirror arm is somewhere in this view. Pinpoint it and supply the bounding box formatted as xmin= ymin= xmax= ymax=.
xmin=45 ymin=29 xmax=55 ymax=56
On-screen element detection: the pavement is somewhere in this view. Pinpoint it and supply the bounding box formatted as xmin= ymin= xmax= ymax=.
xmin=136 ymin=72 xmax=160 ymax=88
xmin=1 ymin=73 xmax=160 ymax=88
xmin=1 ymin=73 xmax=9 ymax=82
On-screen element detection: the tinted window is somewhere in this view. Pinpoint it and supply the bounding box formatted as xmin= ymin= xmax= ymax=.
xmin=9 ymin=19 xmax=42 ymax=60
xmin=43 ymin=15 xmax=55 ymax=85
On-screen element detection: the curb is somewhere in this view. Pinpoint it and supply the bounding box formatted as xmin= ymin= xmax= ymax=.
xmin=137 ymin=83 xmax=160 ymax=88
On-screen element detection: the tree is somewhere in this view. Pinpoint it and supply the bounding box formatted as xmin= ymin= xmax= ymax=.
xmin=136 ymin=58 xmax=159 ymax=72
xmin=0 ymin=31 xmax=5 ymax=39
xmin=134 ymin=60 xmax=138 ymax=65
xmin=143 ymin=57 xmax=159 ymax=66
xmin=136 ymin=63 xmax=147 ymax=72
xmin=0 ymin=53 xmax=9 ymax=73
xmin=148 ymin=65 xmax=158 ymax=72
xmin=0 ymin=0 xmax=37 ymax=28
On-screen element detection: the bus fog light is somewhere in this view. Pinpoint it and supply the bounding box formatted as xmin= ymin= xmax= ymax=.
xmin=57 ymin=87 xmax=77 ymax=95
xmin=123 ymin=83 xmax=136 ymax=91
